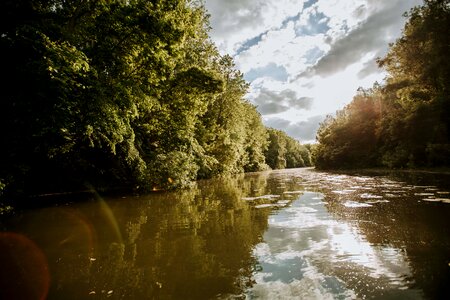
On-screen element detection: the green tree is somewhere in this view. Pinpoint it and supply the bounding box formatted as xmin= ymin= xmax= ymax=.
xmin=0 ymin=0 xmax=309 ymax=199
xmin=265 ymin=128 xmax=311 ymax=169
xmin=196 ymin=55 xmax=254 ymax=177
xmin=242 ymin=102 xmax=269 ymax=172
xmin=315 ymin=0 xmax=450 ymax=169
xmin=265 ymin=129 xmax=287 ymax=170
xmin=0 ymin=0 xmax=223 ymax=195
xmin=377 ymin=0 xmax=450 ymax=167
xmin=315 ymin=87 xmax=382 ymax=169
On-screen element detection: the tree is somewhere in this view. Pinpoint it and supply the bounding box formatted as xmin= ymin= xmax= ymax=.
xmin=265 ymin=128 xmax=311 ymax=169
xmin=315 ymin=87 xmax=382 ymax=169
xmin=377 ymin=0 xmax=450 ymax=167
xmin=242 ymin=102 xmax=269 ymax=172
xmin=0 ymin=0 xmax=309 ymax=198
xmin=315 ymin=0 xmax=450 ymax=169
xmin=0 ymin=0 xmax=223 ymax=194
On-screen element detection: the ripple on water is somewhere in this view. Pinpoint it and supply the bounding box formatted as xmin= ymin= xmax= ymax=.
xmin=277 ymin=200 xmax=291 ymax=205
xmin=384 ymin=194 xmax=397 ymax=198
xmin=242 ymin=195 xmax=281 ymax=201
xmin=366 ymin=200 xmax=390 ymax=204
xmin=249 ymin=168 xmax=450 ymax=299
xmin=422 ymin=198 xmax=450 ymax=204
xmin=332 ymin=190 xmax=355 ymax=195
xmin=414 ymin=193 xmax=435 ymax=196
xmin=413 ymin=185 xmax=437 ymax=189
xmin=360 ymin=193 xmax=383 ymax=199
xmin=422 ymin=198 xmax=441 ymax=202
xmin=283 ymin=191 xmax=304 ymax=195
xmin=343 ymin=201 xmax=373 ymax=208
xmin=255 ymin=204 xmax=278 ymax=209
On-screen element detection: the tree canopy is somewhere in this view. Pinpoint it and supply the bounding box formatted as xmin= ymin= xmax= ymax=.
xmin=0 ymin=0 xmax=311 ymax=199
xmin=315 ymin=0 xmax=450 ymax=169
xmin=265 ymin=128 xmax=312 ymax=170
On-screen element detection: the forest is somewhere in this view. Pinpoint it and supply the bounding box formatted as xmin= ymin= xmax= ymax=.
xmin=0 ymin=0 xmax=311 ymax=199
xmin=314 ymin=0 xmax=450 ymax=169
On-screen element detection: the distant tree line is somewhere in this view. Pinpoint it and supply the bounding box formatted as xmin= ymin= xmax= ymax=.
xmin=265 ymin=128 xmax=312 ymax=170
xmin=0 ymin=0 xmax=311 ymax=198
xmin=314 ymin=0 xmax=450 ymax=169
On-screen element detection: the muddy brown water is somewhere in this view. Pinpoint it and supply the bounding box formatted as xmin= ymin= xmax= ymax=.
xmin=1 ymin=168 xmax=449 ymax=299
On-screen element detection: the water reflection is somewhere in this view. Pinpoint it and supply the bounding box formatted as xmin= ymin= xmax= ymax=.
xmin=248 ymin=192 xmax=421 ymax=299
xmin=1 ymin=174 xmax=273 ymax=299
xmin=1 ymin=169 xmax=449 ymax=299
xmin=248 ymin=169 xmax=450 ymax=299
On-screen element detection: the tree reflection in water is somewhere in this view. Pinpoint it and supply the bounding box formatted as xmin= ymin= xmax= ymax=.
xmin=1 ymin=173 xmax=274 ymax=299
xmin=1 ymin=169 xmax=450 ymax=299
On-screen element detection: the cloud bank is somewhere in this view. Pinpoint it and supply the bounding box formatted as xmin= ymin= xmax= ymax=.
xmin=205 ymin=0 xmax=422 ymax=142
xmin=264 ymin=115 xmax=327 ymax=142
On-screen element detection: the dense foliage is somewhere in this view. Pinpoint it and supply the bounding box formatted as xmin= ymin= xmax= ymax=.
xmin=265 ymin=128 xmax=312 ymax=170
xmin=0 ymin=0 xmax=310 ymax=198
xmin=315 ymin=0 xmax=450 ymax=169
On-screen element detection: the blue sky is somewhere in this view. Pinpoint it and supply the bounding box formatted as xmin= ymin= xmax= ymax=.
xmin=204 ymin=0 xmax=422 ymax=143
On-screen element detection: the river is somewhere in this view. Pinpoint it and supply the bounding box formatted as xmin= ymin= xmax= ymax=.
xmin=1 ymin=168 xmax=449 ymax=299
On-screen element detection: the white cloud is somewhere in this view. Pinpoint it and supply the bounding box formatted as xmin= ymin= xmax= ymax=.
xmin=248 ymin=191 xmax=414 ymax=298
xmin=236 ymin=29 xmax=330 ymax=80
xmin=205 ymin=0 xmax=306 ymax=54
xmin=253 ymin=88 xmax=313 ymax=115
xmin=301 ymin=0 xmax=422 ymax=78
xmin=248 ymin=61 xmax=383 ymax=142
xmin=205 ymin=0 xmax=422 ymax=141
xmin=248 ymin=60 xmax=381 ymax=116
xmin=264 ymin=115 xmax=326 ymax=143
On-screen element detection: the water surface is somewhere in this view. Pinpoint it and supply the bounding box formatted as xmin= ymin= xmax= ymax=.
xmin=1 ymin=168 xmax=449 ymax=299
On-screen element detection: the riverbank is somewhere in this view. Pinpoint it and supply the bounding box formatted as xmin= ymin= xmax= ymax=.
xmin=3 ymin=166 xmax=450 ymax=215
xmin=315 ymin=166 xmax=450 ymax=175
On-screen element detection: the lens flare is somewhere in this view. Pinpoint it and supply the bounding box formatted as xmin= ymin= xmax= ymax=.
xmin=0 ymin=232 xmax=50 ymax=300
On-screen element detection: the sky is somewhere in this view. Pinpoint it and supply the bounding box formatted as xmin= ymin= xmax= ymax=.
xmin=204 ymin=0 xmax=422 ymax=143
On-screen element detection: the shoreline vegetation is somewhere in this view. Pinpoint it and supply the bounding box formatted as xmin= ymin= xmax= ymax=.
xmin=313 ymin=0 xmax=449 ymax=171
xmin=312 ymin=163 xmax=450 ymax=180
xmin=4 ymin=166 xmax=450 ymax=210
xmin=0 ymin=1 xmax=312 ymax=204
xmin=1 ymin=1 xmax=448 ymax=207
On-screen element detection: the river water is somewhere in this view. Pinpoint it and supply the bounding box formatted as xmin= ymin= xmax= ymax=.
xmin=1 ymin=168 xmax=449 ymax=299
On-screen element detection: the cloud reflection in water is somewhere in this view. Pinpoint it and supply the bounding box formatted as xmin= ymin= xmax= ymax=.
xmin=248 ymin=191 xmax=419 ymax=299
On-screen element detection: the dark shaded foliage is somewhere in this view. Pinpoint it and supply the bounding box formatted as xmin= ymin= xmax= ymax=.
xmin=0 ymin=0 xmax=311 ymax=199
